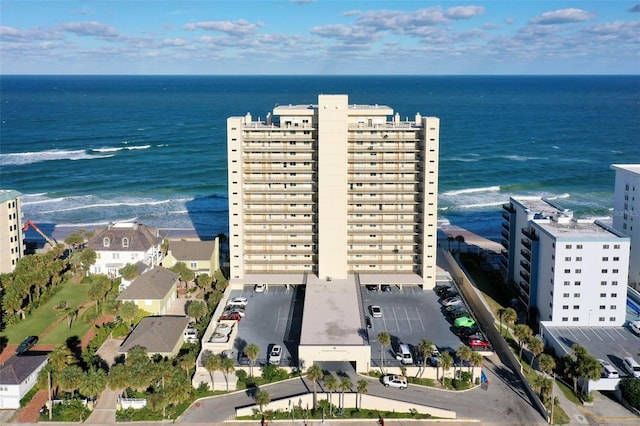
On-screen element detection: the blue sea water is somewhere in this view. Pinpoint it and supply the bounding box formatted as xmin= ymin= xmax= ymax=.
xmin=1 ymin=75 xmax=639 ymax=240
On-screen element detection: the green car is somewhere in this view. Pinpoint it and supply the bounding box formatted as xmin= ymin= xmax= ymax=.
xmin=454 ymin=316 xmax=476 ymax=328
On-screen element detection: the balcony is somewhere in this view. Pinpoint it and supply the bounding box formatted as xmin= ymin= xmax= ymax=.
xmin=501 ymin=230 xmax=510 ymax=240
xmin=501 ymin=221 xmax=510 ymax=232
xmin=501 ymin=211 xmax=511 ymax=221
xmin=519 ymin=270 xmax=530 ymax=282
xmin=520 ymin=238 xmax=531 ymax=250
xmin=520 ymin=249 xmax=531 ymax=261
xmin=521 ymin=228 xmax=538 ymax=241
xmin=520 ymin=260 xmax=531 ymax=273
xmin=502 ymin=203 xmax=516 ymax=213
xmin=500 ymin=239 xmax=509 ymax=249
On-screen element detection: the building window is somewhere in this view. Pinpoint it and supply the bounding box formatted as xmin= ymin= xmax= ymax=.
xmin=575 ymin=269 xmax=581 ymax=273
xmin=613 ymin=269 xmax=619 ymax=273
xmin=601 ymin=269 xmax=607 ymax=273
xmin=565 ymin=257 xmax=571 ymax=261
xmin=565 ymin=244 xmax=572 ymax=249
xmin=600 ymin=293 xmax=606 ymax=297
xmin=573 ymin=317 xmax=579 ymax=322
xmin=564 ymin=281 xmax=570 ymax=286
xmin=103 ymin=237 xmax=110 ymax=248
xmin=614 ymin=244 xmax=620 ymax=249
xmin=577 ymin=244 xmax=583 ymax=249
xmin=602 ymin=257 xmax=608 ymax=261
xmin=122 ymin=237 xmax=129 ymax=248
xmin=610 ymin=305 xmax=617 ymax=309
xmin=574 ymin=293 xmax=580 ymax=297
xmin=562 ymin=317 xmax=568 ymax=322
xmin=611 ymin=293 xmax=617 ymax=298
xmin=564 ymin=269 xmax=570 ymax=273
xmin=612 ymin=281 xmax=618 ymax=286
xmin=599 ymin=317 xmax=605 ymax=322
xmin=574 ymin=281 xmax=581 ymax=286
xmin=573 ymin=305 xmax=580 ymax=309
xmin=562 ymin=305 xmax=569 ymax=310
xmin=599 ymin=305 xmax=605 ymax=309
xmin=563 ymin=293 xmax=570 ymax=297
xmin=613 ymin=257 xmax=619 ymax=261
xmin=603 ymin=244 xmax=609 ymax=249
xmin=601 ymin=281 xmax=607 ymax=286
xmin=576 ymin=257 xmax=582 ymax=261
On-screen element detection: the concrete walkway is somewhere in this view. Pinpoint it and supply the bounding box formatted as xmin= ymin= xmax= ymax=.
xmin=85 ymin=387 xmax=119 ymax=425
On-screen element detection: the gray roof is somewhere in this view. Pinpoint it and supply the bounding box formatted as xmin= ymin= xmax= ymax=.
xmin=86 ymin=222 xmax=165 ymax=252
xmin=119 ymin=316 xmax=189 ymax=354
xmin=168 ymin=240 xmax=215 ymax=262
xmin=117 ymin=267 xmax=179 ymax=300
xmin=0 ymin=354 xmax=48 ymax=385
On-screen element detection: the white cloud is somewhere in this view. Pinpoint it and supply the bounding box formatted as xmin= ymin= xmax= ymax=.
xmin=445 ymin=5 xmax=485 ymax=20
xmin=59 ymin=21 xmax=119 ymax=38
xmin=183 ymin=19 xmax=263 ymax=36
xmin=529 ymin=8 xmax=595 ymax=25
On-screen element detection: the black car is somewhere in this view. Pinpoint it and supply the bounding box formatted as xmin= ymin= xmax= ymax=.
xmin=448 ymin=310 xmax=472 ymax=320
xmin=439 ymin=289 xmax=459 ymax=300
xmin=381 ymin=285 xmax=392 ymax=292
xmin=453 ymin=325 xmax=480 ymax=337
xmin=366 ymin=285 xmax=378 ymax=292
xmin=16 ymin=335 xmax=38 ymax=355
xmin=435 ymin=285 xmax=452 ymax=297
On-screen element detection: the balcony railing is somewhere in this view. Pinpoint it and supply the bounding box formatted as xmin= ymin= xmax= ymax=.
xmin=502 ymin=203 xmax=516 ymax=213
xmin=519 ymin=270 xmax=530 ymax=282
xmin=521 ymin=228 xmax=538 ymax=240
xmin=521 ymin=238 xmax=531 ymax=250
xmin=520 ymin=260 xmax=531 ymax=273
xmin=501 ymin=239 xmax=509 ymax=249
xmin=520 ymin=249 xmax=531 ymax=261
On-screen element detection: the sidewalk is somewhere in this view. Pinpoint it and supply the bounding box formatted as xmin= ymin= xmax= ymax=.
xmin=85 ymin=387 xmax=120 ymax=425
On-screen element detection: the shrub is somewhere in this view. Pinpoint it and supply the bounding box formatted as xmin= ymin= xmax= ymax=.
xmin=620 ymin=378 xmax=640 ymax=410
xmin=261 ymin=364 xmax=288 ymax=382
xmin=235 ymin=369 xmax=248 ymax=382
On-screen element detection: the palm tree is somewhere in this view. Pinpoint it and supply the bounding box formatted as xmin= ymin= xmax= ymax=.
xmin=356 ymin=379 xmax=368 ymax=410
xmin=204 ymin=353 xmax=221 ymax=391
xmin=526 ymin=336 xmax=544 ymax=373
xmin=470 ymin=351 xmax=483 ymax=380
xmin=503 ymin=307 xmax=517 ymax=335
xmin=254 ymin=390 xmax=270 ymax=413
xmin=538 ymin=354 xmax=556 ymax=379
xmin=58 ymin=365 xmax=84 ymax=398
xmin=323 ymin=374 xmax=338 ymax=415
xmin=220 ymin=357 xmax=235 ymax=391
xmin=418 ymin=338 xmax=434 ymax=376
xmin=244 ymin=343 xmax=260 ymax=377
xmin=79 ymin=368 xmax=107 ymax=403
xmin=376 ymin=331 xmax=391 ymax=373
xmin=497 ymin=307 xmax=507 ymax=336
xmin=339 ymin=377 xmax=352 ymax=409
xmin=456 ymin=345 xmax=472 ymax=378
xmin=513 ymin=324 xmax=533 ymax=362
xmin=178 ymin=350 xmax=197 ymax=379
xmin=306 ymin=364 xmax=324 ymax=411
xmin=107 ymin=363 xmax=130 ymax=393
xmin=440 ymin=352 xmax=453 ymax=383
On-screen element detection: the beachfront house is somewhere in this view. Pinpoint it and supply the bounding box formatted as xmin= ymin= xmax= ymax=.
xmin=118 ymin=316 xmax=190 ymax=358
xmin=116 ymin=267 xmax=179 ymax=315
xmin=86 ymin=222 xmax=165 ymax=279
xmin=0 ymin=354 xmax=48 ymax=409
xmin=163 ymin=240 xmax=218 ymax=276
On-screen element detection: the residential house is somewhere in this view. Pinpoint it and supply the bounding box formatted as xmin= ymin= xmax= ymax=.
xmin=116 ymin=267 xmax=179 ymax=315
xmin=0 ymin=354 xmax=48 ymax=409
xmin=86 ymin=222 xmax=165 ymax=279
xmin=163 ymin=240 xmax=217 ymax=276
xmin=118 ymin=316 xmax=190 ymax=358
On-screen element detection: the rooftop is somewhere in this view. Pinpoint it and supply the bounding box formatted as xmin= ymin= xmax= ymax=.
xmin=0 ymin=189 xmax=22 ymax=204
xmin=611 ymin=164 xmax=640 ymax=174
xmin=119 ymin=315 xmax=189 ymax=355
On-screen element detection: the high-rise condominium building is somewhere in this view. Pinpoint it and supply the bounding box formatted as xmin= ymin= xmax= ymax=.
xmin=227 ymin=94 xmax=440 ymax=288
xmin=611 ymin=164 xmax=640 ymax=289
xmin=502 ymin=197 xmax=629 ymax=326
xmin=0 ymin=189 xmax=24 ymax=273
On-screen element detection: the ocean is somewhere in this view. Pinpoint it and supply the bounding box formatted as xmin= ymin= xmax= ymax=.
xmin=1 ymin=75 xmax=638 ymax=241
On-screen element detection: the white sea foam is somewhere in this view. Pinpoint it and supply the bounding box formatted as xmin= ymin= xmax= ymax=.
xmin=449 ymin=157 xmax=480 ymax=163
xmin=43 ymin=197 xmax=191 ymax=214
xmin=441 ymin=186 xmax=501 ymax=196
xmin=21 ymin=197 xmax=67 ymax=206
xmin=457 ymin=201 xmax=506 ymax=209
xmin=125 ymin=145 xmax=151 ymax=150
xmin=0 ymin=149 xmax=111 ymax=166
xmin=92 ymin=147 xmax=124 ymax=153
xmin=502 ymin=155 xmax=548 ymax=162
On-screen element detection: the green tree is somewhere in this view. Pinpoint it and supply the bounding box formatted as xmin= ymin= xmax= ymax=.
xmin=470 ymin=351 xmax=483 ymax=379
xmin=620 ymin=378 xmax=640 ymax=410
xmin=119 ymin=263 xmax=140 ymax=282
xmin=204 ymin=353 xmax=221 ymax=391
xmin=196 ymin=273 xmax=212 ymax=291
xmin=79 ymin=368 xmax=107 ymax=401
xmin=526 ymin=336 xmax=544 ymax=373
xmin=254 ymin=390 xmax=270 ymax=413
xmin=376 ymin=331 xmax=391 ymax=373
xmin=356 ymin=379 xmax=368 ymax=410
xmin=306 ymin=364 xmax=324 ymax=411
xmin=220 ymin=356 xmax=235 ymax=391
xmin=187 ymin=300 xmax=208 ymax=323
xmin=497 ymin=307 xmax=507 ymax=336
xmin=58 ymin=365 xmax=84 ymax=398
xmin=513 ymin=324 xmax=533 ymax=361
xmin=244 ymin=343 xmax=260 ymax=377
xmin=323 ymin=374 xmax=338 ymax=415
xmin=339 ymin=376 xmax=352 ymax=409
xmin=108 ymin=363 xmax=130 ymax=392
xmin=538 ymin=354 xmax=556 ymax=378
xmin=440 ymin=352 xmax=453 ymax=383
xmin=503 ymin=307 xmax=517 ymax=335
xmin=418 ymin=338 xmax=434 ymax=373
xmin=119 ymin=301 xmax=139 ymax=325
xmin=64 ymin=232 xmax=85 ymax=250
xmin=456 ymin=344 xmax=472 ymax=377
xmin=178 ymin=350 xmax=197 ymax=379
xmin=169 ymin=262 xmax=195 ymax=285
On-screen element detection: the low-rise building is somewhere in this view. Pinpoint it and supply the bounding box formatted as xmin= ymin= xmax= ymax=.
xmin=86 ymin=222 xmax=165 ymax=278
xmin=0 ymin=354 xmax=48 ymax=409
xmin=163 ymin=240 xmax=217 ymax=276
xmin=116 ymin=267 xmax=179 ymax=315
xmin=119 ymin=316 xmax=190 ymax=358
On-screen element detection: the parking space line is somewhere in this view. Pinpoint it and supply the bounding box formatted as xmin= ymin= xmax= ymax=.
xmin=611 ymin=328 xmax=628 ymax=341
xmin=601 ymin=328 xmax=616 ymax=341
xmin=392 ymin=308 xmax=400 ymax=332
xmin=404 ymin=307 xmax=413 ymax=333
xmin=592 ymin=329 xmax=603 ymax=341
xmin=414 ymin=307 xmax=426 ymax=332
xmin=275 ymin=307 xmax=282 ymax=332
xmin=577 ymin=328 xmax=591 ymax=341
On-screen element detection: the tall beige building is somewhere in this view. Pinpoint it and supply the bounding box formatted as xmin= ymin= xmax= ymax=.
xmin=227 ymin=94 xmax=440 ymax=289
xmin=0 ymin=189 xmax=24 ymax=273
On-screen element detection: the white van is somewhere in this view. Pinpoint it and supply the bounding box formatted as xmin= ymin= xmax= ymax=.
xmin=629 ymin=320 xmax=640 ymax=336
xmin=395 ymin=343 xmax=414 ymax=365
xmin=622 ymin=357 xmax=640 ymax=378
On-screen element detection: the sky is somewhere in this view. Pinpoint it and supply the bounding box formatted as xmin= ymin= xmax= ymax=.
xmin=1 ymin=1 xmax=639 ymax=75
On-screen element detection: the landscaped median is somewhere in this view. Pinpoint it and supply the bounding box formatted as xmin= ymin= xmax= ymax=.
xmin=235 ymin=391 xmax=456 ymax=419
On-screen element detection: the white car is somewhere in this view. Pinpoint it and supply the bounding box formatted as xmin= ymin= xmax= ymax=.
xmin=441 ymin=296 xmax=463 ymax=307
xmin=184 ymin=328 xmax=198 ymax=342
xmin=255 ymin=284 xmax=266 ymax=293
xmin=622 ymin=357 xmax=640 ymax=378
xmin=598 ymin=359 xmax=619 ymax=378
xmin=629 ymin=320 xmax=640 ymax=335
xmin=228 ymin=297 xmax=248 ymax=307
xmin=223 ymin=307 xmax=245 ymax=317
xmin=268 ymin=344 xmax=282 ymax=365
xmin=370 ymin=305 xmax=382 ymax=318
xmin=381 ymin=374 xmax=408 ymax=389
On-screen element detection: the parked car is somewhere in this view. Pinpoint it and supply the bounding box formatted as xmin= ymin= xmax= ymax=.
xmin=445 ymin=304 xmax=467 ymax=314
xmin=370 ymin=305 xmax=382 ymax=318
xmin=16 ymin=336 xmax=38 ymax=355
xmin=598 ymin=359 xmax=620 ymax=378
xmin=223 ymin=307 xmax=246 ymax=317
xmin=435 ymin=286 xmax=453 ymax=298
xmin=439 ymin=289 xmax=459 ymax=299
xmin=454 ymin=317 xmax=476 ymax=328
xmin=184 ymin=328 xmax=199 ymax=342
xmin=629 ymin=320 xmax=640 ymax=336
xmin=365 ymin=316 xmax=372 ymax=329
xmin=453 ymin=324 xmax=480 ymax=337
xmin=622 ymin=357 xmax=640 ymax=378
xmin=219 ymin=313 xmax=242 ymax=322
xmin=381 ymin=374 xmax=408 ymax=389
xmin=468 ymin=335 xmax=490 ymax=349
xmin=381 ymin=285 xmax=392 ymax=292
xmin=268 ymin=344 xmax=282 ymax=365
xmin=442 ymin=296 xmax=463 ymax=307
xmin=448 ymin=310 xmax=472 ymax=320
xmin=428 ymin=345 xmax=442 ymax=367
xmin=254 ymin=284 xmax=266 ymax=293
xmin=227 ymin=297 xmax=248 ymax=307
xmin=366 ymin=285 xmax=378 ymax=292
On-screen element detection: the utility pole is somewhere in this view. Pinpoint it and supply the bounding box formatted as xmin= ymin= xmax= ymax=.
xmin=48 ymin=370 xmax=52 ymax=421
xmin=549 ymin=372 xmax=555 ymax=424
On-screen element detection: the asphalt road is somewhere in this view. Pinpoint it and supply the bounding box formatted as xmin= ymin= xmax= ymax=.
xmin=177 ymin=353 xmax=545 ymax=425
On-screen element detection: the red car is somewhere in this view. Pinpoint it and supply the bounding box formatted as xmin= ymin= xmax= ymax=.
xmin=468 ymin=335 xmax=490 ymax=349
xmin=219 ymin=313 xmax=242 ymax=322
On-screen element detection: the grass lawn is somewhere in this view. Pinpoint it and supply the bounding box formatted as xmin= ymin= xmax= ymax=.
xmin=4 ymin=280 xmax=90 ymax=344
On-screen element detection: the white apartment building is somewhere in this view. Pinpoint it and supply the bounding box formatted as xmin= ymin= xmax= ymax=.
xmin=502 ymin=197 xmax=630 ymax=326
xmin=611 ymin=164 xmax=640 ymax=290
xmin=227 ymin=94 xmax=440 ymax=289
xmin=0 ymin=189 xmax=24 ymax=274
